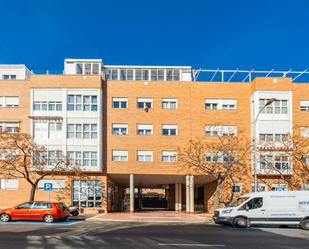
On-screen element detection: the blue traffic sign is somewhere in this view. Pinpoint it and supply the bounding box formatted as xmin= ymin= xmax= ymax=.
xmin=44 ymin=183 xmax=53 ymax=191
xmin=275 ymin=187 xmax=285 ymax=191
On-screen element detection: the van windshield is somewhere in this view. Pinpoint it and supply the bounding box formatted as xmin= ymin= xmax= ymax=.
xmin=227 ymin=197 xmax=249 ymax=207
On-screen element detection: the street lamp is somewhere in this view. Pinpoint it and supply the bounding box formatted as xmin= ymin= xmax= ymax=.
xmin=253 ymin=98 xmax=276 ymax=192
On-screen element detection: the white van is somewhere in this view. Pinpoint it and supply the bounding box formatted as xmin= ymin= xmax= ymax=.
xmin=213 ymin=191 xmax=309 ymax=230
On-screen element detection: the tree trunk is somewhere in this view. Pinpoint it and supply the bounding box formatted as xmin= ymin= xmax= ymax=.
xmin=29 ymin=184 xmax=37 ymax=201
xmin=214 ymin=178 xmax=222 ymax=209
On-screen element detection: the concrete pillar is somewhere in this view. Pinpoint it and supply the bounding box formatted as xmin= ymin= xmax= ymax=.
xmin=178 ymin=183 xmax=182 ymax=211
xmin=175 ymin=183 xmax=182 ymax=212
xmin=189 ymin=175 xmax=194 ymax=213
xmin=129 ymin=174 xmax=134 ymax=212
xmin=186 ymin=175 xmax=190 ymax=212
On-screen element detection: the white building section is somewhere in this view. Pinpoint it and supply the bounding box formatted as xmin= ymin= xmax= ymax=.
xmin=0 ymin=65 xmax=31 ymax=80
xmin=64 ymin=59 xmax=103 ymax=75
xmin=30 ymin=88 xmax=103 ymax=172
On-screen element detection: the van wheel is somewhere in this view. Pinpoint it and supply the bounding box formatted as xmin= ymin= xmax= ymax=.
xmin=44 ymin=215 xmax=55 ymax=223
xmin=300 ymin=219 xmax=309 ymax=230
xmin=0 ymin=214 xmax=11 ymax=222
xmin=233 ymin=217 xmax=249 ymax=228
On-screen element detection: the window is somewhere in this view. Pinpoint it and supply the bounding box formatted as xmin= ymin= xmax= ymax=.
xmin=135 ymin=69 xmax=149 ymax=80
xmin=0 ymin=96 xmax=19 ymax=107
xmin=112 ymin=97 xmax=128 ymax=108
xmin=67 ymin=95 xmax=82 ymax=111
xmin=205 ymin=125 xmax=236 ymax=137
xmin=232 ymin=183 xmax=242 ymax=193
xmin=67 ymin=151 xmax=97 ymax=167
xmin=205 ymin=152 xmax=236 ymax=163
xmin=83 ymin=96 xmax=97 ymax=111
xmin=112 ymin=150 xmax=128 ymax=161
xmin=16 ymin=202 xmax=33 ymax=209
xmin=162 ymin=98 xmax=177 ymax=109
xmin=259 ymin=133 xmax=288 ymax=142
xmin=33 ymin=202 xmax=52 ymax=209
xmin=34 ymin=101 xmax=62 ymax=111
xmin=67 ymin=124 xmax=97 ymax=139
xmin=83 ymin=152 xmax=97 ymax=167
xmin=84 ymin=64 xmax=91 ymax=74
xmin=111 ymin=69 xmax=118 ymax=80
xmin=251 ymin=183 xmax=267 ymax=192
xmin=38 ymin=179 xmax=65 ymax=190
xmin=73 ymin=180 xmax=102 ymax=208
xmin=150 ymin=69 xmax=164 ymax=81
xmin=92 ymin=64 xmax=100 ymax=74
xmin=162 ymin=124 xmax=177 ymax=135
xmin=76 ymin=64 xmax=83 ymax=74
xmin=47 ymin=150 xmax=63 ymax=166
xmin=240 ymin=197 xmax=263 ymax=210
xmin=0 ymin=122 xmax=19 ymax=133
xmin=205 ymin=99 xmax=236 ymax=110
xmin=48 ymin=122 xmax=62 ymax=139
xmin=112 ymin=124 xmax=128 ymax=135
xmin=259 ymin=154 xmax=290 ymax=170
xmin=300 ymin=100 xmax=309 ymax=111
xmin=137 ymin=150 xmax=153 ymax=162
xmin=162 ymin=151 xmax=177 ymax=162
xmin=166 ymin=69 xmax=180 ymax=81
xmin=0 ymin=179 xmax=19 ymax=190
xmin=0 ymin=149 xmax=19 ymax=160
xmin=137 ymin=98 xmax=152 ymax=109
xmin=137 ymin=124 xmax=153 ymax=135
xmin=301 ymin=127 xmax=309 ymax=138
xmin=2 ymin=75 xmax=16 ymax=80
xmin=259 ymin=99 xmax=288 ymax=114
xmin=67 ymin=151 xmax=82 ymax=166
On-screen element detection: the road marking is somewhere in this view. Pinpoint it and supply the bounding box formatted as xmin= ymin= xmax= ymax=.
xmin=158 ymin=243 xmax=225 ymax=247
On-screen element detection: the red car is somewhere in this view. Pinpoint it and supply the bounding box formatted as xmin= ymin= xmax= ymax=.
xmin=0 ymin=201 xmax=70 ymax=223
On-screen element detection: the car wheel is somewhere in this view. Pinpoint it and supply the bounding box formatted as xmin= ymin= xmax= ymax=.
xmin=44 ymin=214 xmax=55 ymax=223
xmin=233 ymin=217 xmax=249 ymax=228
xmin=0 ymin=214 xmax=11 ymax=222
xmin=300 ymin=219 xmax=309 ymax=230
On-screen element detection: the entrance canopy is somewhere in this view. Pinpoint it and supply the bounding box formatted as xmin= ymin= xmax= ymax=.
xmin=108 ymin=174 xmax=215 ymax=188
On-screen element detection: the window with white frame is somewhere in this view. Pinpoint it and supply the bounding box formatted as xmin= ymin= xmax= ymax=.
xmin=162 ymin=151 xmax=177 ymax=162
xmin=0 ymin=122 xmax=19 ymax=133
xmin=251 ymin=183 xmax=267 ymax=192
xmin=0 ymin=179 xmax=19 ymax=190
xmin=205 ymin=99 xmax=236 ymax=110
xmin=112 ymin=150 xmax=128 ymax=161
xmin=33 ymin=101 xmax=62 ymax=111
xmin=67 ymin=124 xmax=97 ymax=139
xmin=120 ymin=69 xmax=134 ymax=80
xmin=300 ymin=100 xmax=309 ymax=111
xmin=151 ymin=69 xmax=165 ymax=81
xmin=205 ymin=152 xmax=236 ymax=163
xmin=2 ymin=75 xmax=16 ymax=80
xmin=75 ymin=63 xmax=100 ymax=75
xmin=205 ymin=125 xmax=236 ymax=137
xmin=67 ymin=95 xmax=97 ymax=112
xmin=112 ymin=124 xmax=128 ymax=135
xmin=33 ymin=122 xmax=62 ymax=139
xmin=137 ymin=98 xmax=152 ymax=109
xmin=112 ymin=97 xmax=128 ymax=108
xmin=232 ymin=183 xmax=242 ymax=193
xmin=162 ymin=98 xmax=177 ymax=109
xmin=67 ymin=151 xmax=97 ymax=167
xmin=259 ymin=99 xmax=288 ymax=114
xmin=0 ymin=96 xmax=19 ymax=107
xmin=259 ymin=154 xmax=290 ymax=170
xmin=166 ymin=69 xmax=180 ymax=81
xmin=135 ymin=69 xmax=149 ymax=80
xmin=73 ymin=180 xmax=102 ymax=208
xmin=259 ymin=133 xmax=288 ymax=142
xmin=47 ymin=150 xmax=63 ymax=166
xmin=0 ymin=149 xmax=19 ymax=160
xmin=137 ymin=124 xmax=153 ymax=135
xmin=162 ymin=124 xmax=177 ymax=135
xmin=137 ymin=150 xmax=153 ymax=162
xmin=301 ymin=127 xmax=309 ymax=138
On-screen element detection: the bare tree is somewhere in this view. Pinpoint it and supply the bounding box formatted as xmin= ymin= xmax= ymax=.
xmin=0 ymin=132 xmax=81 ymax=201
xmin=178 ymin=131 xmax=251 ymax=209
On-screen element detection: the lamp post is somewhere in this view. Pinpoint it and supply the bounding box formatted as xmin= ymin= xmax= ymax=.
xmin=253 ymin=98 xmax=276 ymax=192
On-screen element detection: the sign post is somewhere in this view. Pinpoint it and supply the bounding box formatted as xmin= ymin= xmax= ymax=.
xmin=44 ymin=183 xmax=53 ymax=201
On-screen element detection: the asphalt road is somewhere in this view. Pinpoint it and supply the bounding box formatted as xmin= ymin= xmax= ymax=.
xmin=0 ymin=220 xmax=308 ymax=249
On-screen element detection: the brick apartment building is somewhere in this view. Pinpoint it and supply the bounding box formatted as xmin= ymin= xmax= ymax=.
xmin=0 ymin=59 xmax=308 ymax=213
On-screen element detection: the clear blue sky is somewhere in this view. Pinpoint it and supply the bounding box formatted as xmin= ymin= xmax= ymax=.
xmin=1 ymin=0 xmax=309 ymax=71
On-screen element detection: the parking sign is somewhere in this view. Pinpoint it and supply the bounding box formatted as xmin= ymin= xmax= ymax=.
xmin=275 ymin=187 xmax=285 ymax=191
xmin=44 ymin=183 xmax=53 ymax=191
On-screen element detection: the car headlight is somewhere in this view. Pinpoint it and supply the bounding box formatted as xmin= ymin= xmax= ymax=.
xmin=222 ymin=209 xmax=233 ymax=214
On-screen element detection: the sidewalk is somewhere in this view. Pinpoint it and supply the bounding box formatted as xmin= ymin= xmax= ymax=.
xmin=87 ymin=211 xmax=214 ymax=224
